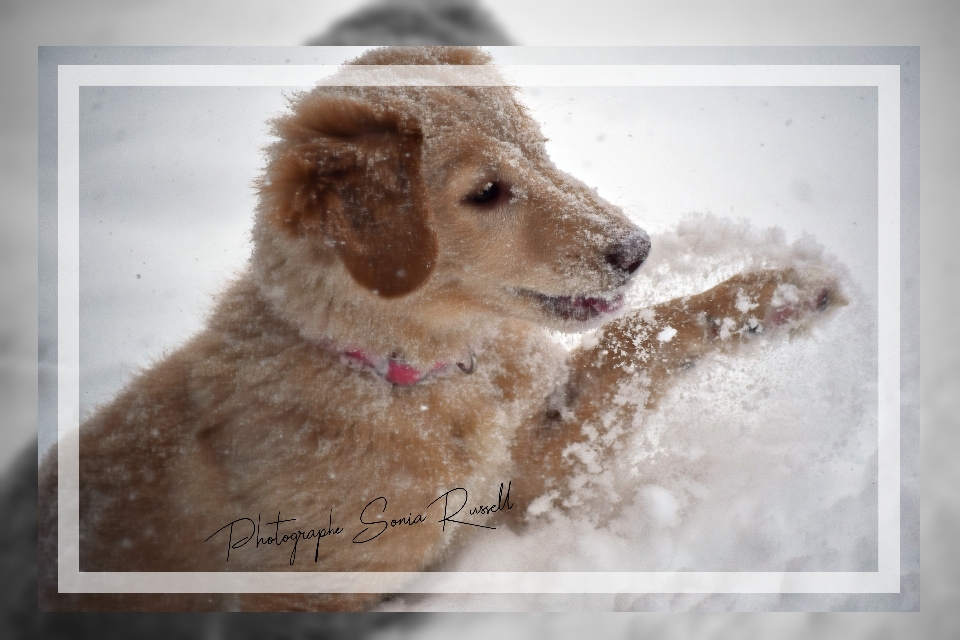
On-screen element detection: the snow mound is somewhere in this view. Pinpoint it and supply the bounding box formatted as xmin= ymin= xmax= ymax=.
xmin=384 ymin=215 xmax=877 ymax=611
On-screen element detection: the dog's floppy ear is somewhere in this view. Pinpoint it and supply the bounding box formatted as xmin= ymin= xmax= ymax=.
xmin=261 ymin=95 xmax=438 ymax=298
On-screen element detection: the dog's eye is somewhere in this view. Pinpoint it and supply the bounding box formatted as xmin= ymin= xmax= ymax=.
xmin=464 ymin=181 xmax=508 ymax=206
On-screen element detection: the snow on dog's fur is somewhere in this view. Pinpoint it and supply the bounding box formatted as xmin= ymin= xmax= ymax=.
xmin=39 ymin=47 xmax=842 ymax=611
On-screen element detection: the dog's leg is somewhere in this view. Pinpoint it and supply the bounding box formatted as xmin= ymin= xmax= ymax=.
xmin=511 ymin=268 xmax=845 ymax=510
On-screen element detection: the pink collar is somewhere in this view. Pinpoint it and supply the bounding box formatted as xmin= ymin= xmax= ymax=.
xmin=339 ymin=348 xmax=476 ymax=386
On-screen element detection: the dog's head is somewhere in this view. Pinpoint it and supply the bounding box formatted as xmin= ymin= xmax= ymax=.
xmin=252 ymin=47 xmax=649 ymax=367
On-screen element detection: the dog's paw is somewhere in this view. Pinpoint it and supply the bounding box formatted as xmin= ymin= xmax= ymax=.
xmin=762 ymin=268 xmax=845 ymax=330
xmin=698 ymin=267 xmax=845 ymax=340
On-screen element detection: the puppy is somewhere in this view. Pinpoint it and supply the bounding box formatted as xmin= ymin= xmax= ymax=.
xmin=39 ymin=46 xmax=840 ymax=611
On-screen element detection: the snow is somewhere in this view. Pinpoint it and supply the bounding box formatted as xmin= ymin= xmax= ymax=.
xmin=370 ymin=215 xmax=876 ymax=610
xmin=656 ymin=326 xmax=677 ymax=342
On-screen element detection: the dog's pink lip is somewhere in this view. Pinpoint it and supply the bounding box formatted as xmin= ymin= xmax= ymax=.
xmin=519 ymin=289 xmax=625 ymax=323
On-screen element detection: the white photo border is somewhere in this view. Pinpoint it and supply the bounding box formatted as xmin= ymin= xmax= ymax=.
xmin=56 ymin=62 xmax=900 ymax=595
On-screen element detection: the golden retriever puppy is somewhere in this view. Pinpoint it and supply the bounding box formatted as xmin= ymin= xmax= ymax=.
xmin=39 ymin=46 xmax=841 ymax=611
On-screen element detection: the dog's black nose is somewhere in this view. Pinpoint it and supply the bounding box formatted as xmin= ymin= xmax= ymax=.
xmin=606 ymin=230 xmax=651 ymax=275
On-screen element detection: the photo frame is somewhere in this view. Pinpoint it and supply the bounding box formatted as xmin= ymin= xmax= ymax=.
xmin=38 ymin=46 xmax=919 ymax=611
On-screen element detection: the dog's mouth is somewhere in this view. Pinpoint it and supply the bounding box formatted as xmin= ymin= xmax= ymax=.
xmin=518 ymin=289 xmax=625 ymax=323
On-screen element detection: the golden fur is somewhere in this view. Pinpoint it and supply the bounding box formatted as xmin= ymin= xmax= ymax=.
xmin=39 ymin=47 xmax=841 ymax=611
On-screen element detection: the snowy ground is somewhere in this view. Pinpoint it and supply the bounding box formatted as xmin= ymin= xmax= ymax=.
xmin=64 ymin=54 xmax=886 ymax=610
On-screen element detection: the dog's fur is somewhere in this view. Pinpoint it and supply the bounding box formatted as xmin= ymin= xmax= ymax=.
xmin=39 ymin=46 xmax=841 ymax=611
